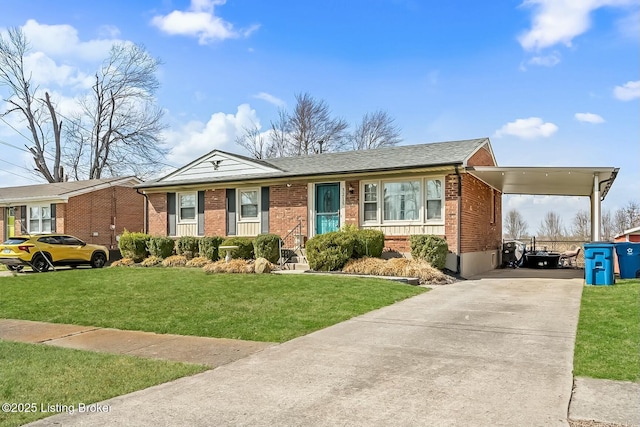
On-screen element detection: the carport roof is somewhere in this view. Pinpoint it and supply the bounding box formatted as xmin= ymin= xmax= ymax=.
xmin=466 ymin=166 xmax=619 ymax=199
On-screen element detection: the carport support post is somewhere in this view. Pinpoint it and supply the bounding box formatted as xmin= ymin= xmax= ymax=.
xmin=591 ymin=173 xmax=601 ymax=241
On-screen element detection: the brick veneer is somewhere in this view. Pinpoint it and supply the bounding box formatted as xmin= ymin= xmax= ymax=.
xmin=345 ymin=180 xmax=359 ymax=225
xmin=147 ymin=193 xmax=168 ymax=236
xmin=460 ymin=174 xmax=501 ymax=253
xmin=270 ymin=183 xmax=308 ymax=238
xmin=204 ymin=189 xmax=226 ymax=236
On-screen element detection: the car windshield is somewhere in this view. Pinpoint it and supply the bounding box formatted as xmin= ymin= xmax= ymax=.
xmin=2 ymin=237 xmax=29 ymax=245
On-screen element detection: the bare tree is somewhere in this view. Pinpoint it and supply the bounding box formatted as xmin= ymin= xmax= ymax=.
xmin=350 ymin=110 xmax=402 ymax=150
xmin=235 ymin=121 xmax=268 ymax=159
xmin=571 ymin=209 xmax=590 ymax=240
xmin=601 ymin=210 xmax=615 ymax=241
xmin=286 ymin=92 xmax=348 ymax=155
xmin=504 ymin=209 xmax=528 ymax=239
xmin=613 ymin=200 xmax=640 ymax=234
xmin=64 ymin=43 xmax=166 ymax=179
xmin=537 ymin=211 xmax=565 ymax=240
xmin=0 ymin=27 xmax=63 ymax=182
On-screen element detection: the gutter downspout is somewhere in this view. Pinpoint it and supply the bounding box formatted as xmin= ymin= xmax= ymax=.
xmin=455 ymin=165 xmax=462 ymax=275
xmin=136 ymin=188 xmax=149 ymax=234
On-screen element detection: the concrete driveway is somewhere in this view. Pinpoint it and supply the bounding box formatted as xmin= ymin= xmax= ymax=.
xmin=28 ymin=269 xmax=584 ymax=427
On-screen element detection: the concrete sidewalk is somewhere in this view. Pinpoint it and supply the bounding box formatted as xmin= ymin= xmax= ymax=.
xmin=20 ymin=272 xmax=590 ymax=426
xmin=0 ymin=319 xmax=274 ymax=368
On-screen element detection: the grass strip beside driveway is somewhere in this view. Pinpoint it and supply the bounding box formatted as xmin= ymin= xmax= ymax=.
xmin=0 ymin=340 xmax=206 ymax=427
xmin=0 ymin=268 xmax=425 ymax=342
xmin=573 ymin=278 xmax=639 ymax=382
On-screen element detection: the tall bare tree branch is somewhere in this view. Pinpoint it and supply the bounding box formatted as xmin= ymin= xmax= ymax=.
xmin=350 ymin=110 xmax=402 ymax=150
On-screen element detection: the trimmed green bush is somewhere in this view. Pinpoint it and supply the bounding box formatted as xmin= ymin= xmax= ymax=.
xmin=220 ymin=237 xmax=255 ymax=260
xmin=351 ymin=229 xmax=385 ymax=258
xmin=147 ymin=236 xmax=175 ymax=258
xmin=199 ymin=236 xmax=224 ymax=261
xmin=254 ymin=234 xmax=281 ymax=263
xmin=118 ymin=231 xmax=150 ymax=262
xmin=306 ymin=231 xmax=356 ymax=271
xmin=409 ymin=235 xmax=448 ymax=270
xmin=176 ymin=236 xmax=200 ymax=259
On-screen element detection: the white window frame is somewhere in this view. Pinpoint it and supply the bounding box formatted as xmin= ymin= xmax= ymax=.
xmin=360 ymin=176 xmax=445 ymax=226
xmin=177 ymin=192 xmax=197 ymax=224
xmin=362 ymin=182 xmax=378 ymax=223
xmin=237 ymin=187 xmax=260 ymax=223
xmin=425 ymin=177 xmax=444 ymax=224
xmin=26 ymin=204 xmax=53 ymax=234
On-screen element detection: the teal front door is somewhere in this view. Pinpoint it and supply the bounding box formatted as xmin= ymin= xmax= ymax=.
xmin=315 ymin=183 xmax=340 ymax=235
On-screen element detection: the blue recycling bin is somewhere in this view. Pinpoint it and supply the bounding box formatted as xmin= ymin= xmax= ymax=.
xmin=584 ymin=242 xmax=615 ymax=286
xmin=615 ymin=242 xmax=640 ymax=279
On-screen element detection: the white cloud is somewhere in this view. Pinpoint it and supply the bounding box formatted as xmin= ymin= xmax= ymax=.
xmin=527 ymin=51 xmax=561 ymax=67
xmin=151 ymin=0 xmax=259 ymax=45
xmin=253 ymin=92 xmax=286 ymax=107
xmin=494 ymin=117 xmax=558 ymax=139
xmin=23 ymin=52 xmax=91 ymax=88
xmin=165 ymin=104 xmax=260 ymax=165
xmin=518 ymin=0 xmax=636 ymax=51
xmin=22 ymin=19 xmax=118 ymax=62
xmin=613 ymin=80 xmax=640 ymax=101
xmin=574 ymin=112 xmax=605 ymax=123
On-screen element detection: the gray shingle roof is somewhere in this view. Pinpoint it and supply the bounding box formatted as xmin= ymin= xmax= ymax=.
xmin=139 ymin=138 xmax=490 ymax=188
xmin=0 ymin=177 xmax=139 ymax=205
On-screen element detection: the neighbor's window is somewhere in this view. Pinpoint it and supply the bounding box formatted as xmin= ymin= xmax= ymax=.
xmin=363 ymin=183 xmax=378 ymax=222
xmin=240 ymin=189 xmax=259 ymax=219
xmin=28 ymin=205 xmax=51 ymax=233
xmin=425 ymin=179 xmax=443 ymax=221
xmin=178 ymin=193 xmax=196 ymax=222
xmin=383 ymin=181 xmax=420 ymax=221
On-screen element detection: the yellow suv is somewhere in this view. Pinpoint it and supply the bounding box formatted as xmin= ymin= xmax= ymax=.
xmin=0 ymin=234 xmax=109 ymax=272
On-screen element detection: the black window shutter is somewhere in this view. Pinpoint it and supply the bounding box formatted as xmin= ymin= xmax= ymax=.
xmin=197 ymin=191 xmax=205 ymax=236
xmin=261 ymin=187 xmax=270 ymax=234
xmin=226 ymin=189 xmax=236 ymax=236
xmin=20 ymin=205 xmax=26 ymax=234
xmin=50 ymin=203 xmax=56 ymax=233
xmin=167 ymin=193 xmax=176 ymax=236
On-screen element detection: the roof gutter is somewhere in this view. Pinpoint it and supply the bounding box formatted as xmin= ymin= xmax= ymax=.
xmin=136 ymin=188 xmax=149 ymax=234
xmin=598 ymin=168 xmax=619 ymax=201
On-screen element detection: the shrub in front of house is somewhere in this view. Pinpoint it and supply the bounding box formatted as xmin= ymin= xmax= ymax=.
xmin=409 ymin=235 xmax=448 ymax=270
xmin=220 ymin=237 xmax=255 ymax=260
xmin=253 ymin=234 xmax=281 ymax=263
xmin=141 ymin=256 xmax=162 ymax=267
xmin=351 ymin=229 xmax=385 ymax=259
xmin=186 ymin=256 xmax=211 ymax=268
xmin=176 ymin=236 xmax=200 ymax=259
xmin=162 ymin=255 xmax=188 ymax=267
xmin=147 ymin=236 xmax=175 ymax=258
xmin=203 ymin=259 xmax=254 ymax=274
xmin=118 ymin=231 xmax=150 ymax=262
xmin=306 ymin=231 xmax=356 ymax=271
xmin=199 ymin=236 xmax=224 ymax=261
xmin=110 ymin=257 xmax=135 ymax=267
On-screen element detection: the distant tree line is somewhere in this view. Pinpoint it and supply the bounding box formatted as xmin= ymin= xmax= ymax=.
xmin=504 ymin=200 xmax=640 ymax=241
xmin=235 ymin=92 xmax=402 ymax=159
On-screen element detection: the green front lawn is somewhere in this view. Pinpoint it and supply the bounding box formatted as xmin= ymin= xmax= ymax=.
xmin=573 ymin=278 xmax=640 ymax=382
xmin=0 ymin=268 xmax=425 ymax=342
xmin=0 ymin=340 xmax=206 ymax=427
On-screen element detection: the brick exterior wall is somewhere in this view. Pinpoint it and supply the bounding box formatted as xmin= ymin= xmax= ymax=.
xmin=460 ymin=174 xmax=502 ymax=253
xmin=445 ymin=173 xmax=460 ymax=254
xmin=148 ymin=193 xmax=168 ymax=236
xmin=270 ymin=183 xmax=308 ymax=238
xmin=467 ymin=146 xmax=496 ymax=167
xmin=65 ymin=185 xmax=144 ymax=248
xmin=345 ymin=180 xmax=359 ymax=225
xmin=204 ymin=189 xmax=226 ymax=236
xmin=0 ymin=208 xmax=4 ymax=242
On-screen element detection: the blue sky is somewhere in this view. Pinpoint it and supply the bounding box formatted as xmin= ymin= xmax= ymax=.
xmin=0 ymin=0 xmax=638 ymax=234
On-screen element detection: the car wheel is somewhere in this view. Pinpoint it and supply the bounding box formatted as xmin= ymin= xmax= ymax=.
xmin=91 ymin=252 xmax=107 ymax=269
xmin=7 ymin=265 xmax=24 ymax=272
xmin=31 ymin=254 xmax=50 ymax=272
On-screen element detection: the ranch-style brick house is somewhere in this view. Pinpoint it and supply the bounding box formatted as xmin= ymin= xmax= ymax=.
xmin=137 ymin=138 xmax=503 ymax=278
xmin=0 ymin=177 xmax=145 ymax=249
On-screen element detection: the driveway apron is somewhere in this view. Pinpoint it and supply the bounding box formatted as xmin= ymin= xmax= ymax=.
xmin=27 ymin=272 xmax=583 ymax=427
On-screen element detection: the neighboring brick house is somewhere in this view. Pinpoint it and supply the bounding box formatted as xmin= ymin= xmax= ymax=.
xmin=137 ymin=138 xmax=503 ymax=278
xmin=0 ymin=177 xmax=144 ymax=249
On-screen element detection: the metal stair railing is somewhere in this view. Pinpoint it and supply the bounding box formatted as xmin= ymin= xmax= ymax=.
xmin=279 ymin=219 xmax=304 ymax=269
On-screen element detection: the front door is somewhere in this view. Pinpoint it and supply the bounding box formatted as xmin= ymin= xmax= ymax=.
xmin=315 ymin=183 xmax=340 ymax=235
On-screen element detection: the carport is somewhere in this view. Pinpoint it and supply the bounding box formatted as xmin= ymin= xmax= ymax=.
xmin=466 ymin=166 xmax=619 ymax=241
